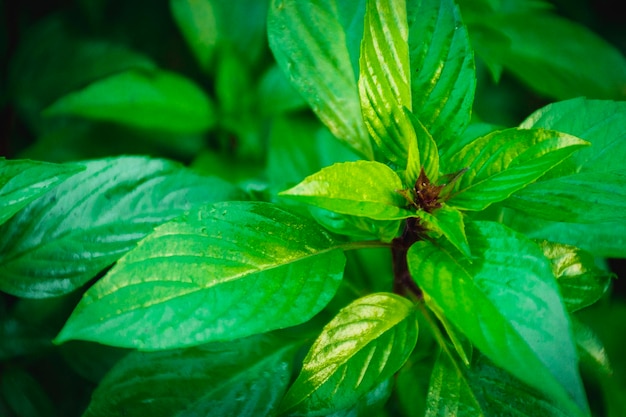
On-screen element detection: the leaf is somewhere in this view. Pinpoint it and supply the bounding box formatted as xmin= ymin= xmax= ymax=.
xmin=83 ymin=334 xmax=297 ymax=417
xmin=408 ymin=221 xmax=589 ymax=416
xmin=404 ymin=109 xmax=439 ymax=186
xmin=445 ymin=128 xmax=589 ymax=211
xmin=464 ymin=11 xmax=626 ymax=100
xmin=280 ymin=292 xmax=418 ymax=416
xmin=537 ymin=240 xmax=613 ymax=312
xmin=0 ymin=156 xmax=244 ymax=298
xmin=170 ymin=0 xmax=219 ymax=71
xmin=419 ymin=205 xmax=470 ymax=258
xmin=0 ymin=159 xmax=83 ymax=226
xmin=572 ymin=317 xmax=612 ymax=378
xmin=268 ymin=0 xmax=373 ymax=159
xmin=326 ymin=379 xmax=393 ymax=417
xmin=257 ymin=65 xmax=307 ymax=115
xmin=279 ymin=161 xmax=414 ymax=220
xmin=43 ymin=69 xmax=215 ymax=134
xmin=358 ymin=0 xmax=415 ymax=166
xmin=55 ymin=202 xmax=346 ymax=349
xmin=310 ymin=207 xmax=401 ymax=243
xmin=0 ymin=368 xmax=56 ymax=417
xmin=407 ymin=0 xmax=476 ymax=148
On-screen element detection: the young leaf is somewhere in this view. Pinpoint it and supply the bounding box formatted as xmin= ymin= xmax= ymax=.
xmin=55 ymin=202 xmax=346 ymax=349
xmin=418 ymin=205 xmax=470 ymax=258
xmin=464 ymin=11 xmax=626 ymax=100
xmin=404 ymin=109 xmax=439 ymax=186
xmin=82 ymin=334 xmax=297 ymax=417
xmin=537 ymin=240 xmax=613 ymax=312
xmin=170 ymin=0 xmax=218 ymax=71
xmin=268 ymin=0 xmax=373 ymax=159
xmin=280 ymin=292 xmax=418 ymax=416
xmin=0 ymin=156 xmax=244 ymax=298
xmin=279 ymin=161 xmax=414 ymax=220
xmin=407 ymin=0 xmax=476 ymax=148
xmin=358 ymin=0 xmax=415 ymax=166
xmin=43 ymin=69 xmax=215 ymax=134
xmin=0 ymin=159 xmax=83 ymax=226
xmin=408 ymin=221 xmax=589 ymax=416
xmin=445 ymin=128 xmax=589 ymax=211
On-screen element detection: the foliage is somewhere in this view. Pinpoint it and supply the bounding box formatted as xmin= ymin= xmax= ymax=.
xmin=1 ymin=0 xmax=626 ymax=416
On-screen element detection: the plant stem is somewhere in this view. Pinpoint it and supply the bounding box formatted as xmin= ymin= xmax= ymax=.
xmin=391 ymin=217 xmax=422 ymax=298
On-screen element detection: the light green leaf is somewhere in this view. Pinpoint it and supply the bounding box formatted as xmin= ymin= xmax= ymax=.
xmin=0 ymin=159 xmax=83 ymax=226
xmin=446 ymin=128 xmax=589 ymax=211
xmin=83 ymin=334 xmax=297 ymax=417
xmin=408 ymin=221 xmax=589 ymax=416
xmin=358 ymin=0 xmax=415 ymax=166
xmin=268 ymin=0 xmax=373 ymax=159
xmin=280 ymin=293 xmax=418 ymax=416
xmin=257 ymin=65 xmax=307 ymax=115
xmin=0 ymin=156 xmax=244 ymax=298
xmin=464 ymin=11 xmax=626 ymax=100
xmin=279 ymin=161 xmax=414 ymax=220
xmin=170 ymin=0 xmax=218 ymax=71
xmin=537 ymin=240 xmax=613 ymax=312
xmin=407 ymin=0 xmax=476 ymax=148
xmin=310 ymin=207 xmax=401 ymax=243
xmin=419 ymin=205 xmax=470 ymax=258
xmin=404 ymin=109 xmax=439 ymax=186
xmin=43 ymin=69 xmax=215 ymax=134
xmin=55 ymin=202 xmax=346 ymax=349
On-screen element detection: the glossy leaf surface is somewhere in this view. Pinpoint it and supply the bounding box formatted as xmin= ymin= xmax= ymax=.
xmin=56 ymin=202 xmax=346 ymax=349
xmin=0 ymin=156 xmax=244 ymax=298
xmin=268 ymin=0 xmax=373 ymax=159
xmin=83 ymin=334 xmax=297 ymax=417
xmin=279 ymin=161 xmax=413 ymax=220
xmin=44 ymin=69 xmax=215 ymax=134
xmin=407 ymin=0 xmax=476 ymax=148
xmin=538 ymin=240 xmax=613 ymax=312
xmin=408 ymin=221 xmax=588 ymax=416
xmin=419 ymin=206 xmax=470 ymax=258
xmin=358 ymin=0 xmax=415 ymax=166
xmin=280 ymin=293 xmax=418 ymax=416
xmin=446 ymin=128 xmax=588 ymax=210
xmin=0 ymin=159 xmax=82 ymax=226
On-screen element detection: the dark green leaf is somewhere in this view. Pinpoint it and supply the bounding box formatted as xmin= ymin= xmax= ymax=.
xmin=170 ymin=0 xmax=218 ymax=71
xmin=280 ymin=293 xmax=418 ymax=416
xmin=0 ymin=159 xmax=83 ymax=226
xmin=464 ymin=11 xmax=626 ymax=100
xmin=44 ymin=69 xmax=215 ymax=134
xmin=83 ymin=334 xmax=297 ymax=417
xmin=0 ymin=156 xmax=244 ymax=298
xmin=0 ymin=368 xmax=56 ymax=417
xmin=279 ymin=161 xmax=414 ymax=220
xmin=407 ymin=0 xmax=476 ymax=148
xmin=55 ymin=202 xmax=346 ymax=349
xmin=446 ymin=128 xmax=588 ymax=211
xmin=268 ymin=0 xmax=373 ymax=159
xmin=358 ymin=0 xmax=415 ymax=166
xmin=326 ymin=379 xmax=393 ymax=417
xmin=572 ymin=318 xmax=612 ymax=378
xmin=408 ymin=221 xmax=589 ymax=416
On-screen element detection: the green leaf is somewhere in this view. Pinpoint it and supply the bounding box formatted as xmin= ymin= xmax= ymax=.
xmin=279 ymin=161 xmax=414 ymax=220
xmin=404 ymin=109 xmax=439 ymax=186
xmin=0 ymin=156 xmax=244 ymax=298
xmin=446 ymin=128 xmax=589 ymax=211
xmin=572 ymin=317 xmax=612 ymax=378
xmin=464 ymin=11 xmax=626 ymax=100
xmin=83 ymin=334 xmax=297 ymax=417
xmin=170 ymin=0 xmax=218 ymax=71
xmin=407 ymin=0 xmax=476 ymax=148
xmin=257 ymin=65 xmax=307 ymax=115
xmin=537 ymin=240 xmax=613 ymax=312
xmin=55 ymin=202 xmax=346 ymax=349
xmin=0 ymin=368 xmax=56 ymax=417
xmin=358 ymin=0 xmax=415 ymax=166
xmin=43 ymin=69 xmax=215 ymax=134
xmin=310 ymin=207 xmax=401 ymax=243
xmin=326 ymin=379 xmax=393 ymax=417
xmin=408 ymin=221 xmax=589 ymax=416
xmin=280 ymin=293 xmax=418 ymax=416
xmin=419 ymin=205 xmax=470 ymax=258
xmin=268 ymin=0 xmax=373 ymax=159
xmin=0 ymin=159 xmax=83 ymax=226
xmin=505 ymin=98 xmax=626 ymax=222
